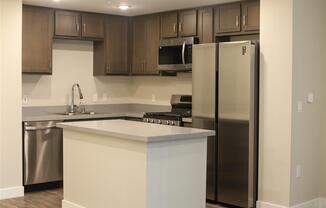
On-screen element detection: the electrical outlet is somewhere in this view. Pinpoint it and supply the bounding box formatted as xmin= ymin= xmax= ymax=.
xmin=102 ymin=93 xmax=108 ymax=101
xmin=23 ymin=95 xmax=28 ymax=104
xmin=296 ymin=165 xmax=302 ymax=178
xmin=93 ymin=94 xmax=98 ymax=102
xmin=151 ymin=94 xmax=156 ymax=102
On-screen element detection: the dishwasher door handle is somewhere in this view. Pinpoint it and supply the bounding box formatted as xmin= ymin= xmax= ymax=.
xmin=25 ymin=126 xmax=57 ymax=131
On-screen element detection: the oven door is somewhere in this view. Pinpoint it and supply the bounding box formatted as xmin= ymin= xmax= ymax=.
xmin=158 ymin=37 xmax=196 ymax=72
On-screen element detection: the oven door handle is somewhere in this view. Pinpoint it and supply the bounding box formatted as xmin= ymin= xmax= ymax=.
xmin=182 ymin=41 xmax=186 ymax=65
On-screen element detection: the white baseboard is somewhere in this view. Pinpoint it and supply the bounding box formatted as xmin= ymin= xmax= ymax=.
xmin=0 ymin=186 xmax=24 ymax=200
xmin=257 ymin=198 xmax=324 ymax=208
xmin=319 ymin=198 xmax=326 ymax=208
xmin=257 ymin=201 xmax=289 ymax=208
xmin=62 ymin=200 xmax=86 ymax=208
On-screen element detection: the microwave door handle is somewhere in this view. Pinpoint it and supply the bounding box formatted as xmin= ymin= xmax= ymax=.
xmin=182 ymin=41 xmax=186 ymax=65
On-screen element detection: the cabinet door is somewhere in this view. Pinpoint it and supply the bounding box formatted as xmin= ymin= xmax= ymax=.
xmin=132 ymin=17 xmax=146 ymax=74
xmin=242 ymin=1 xmax=260 ymax=32
xmin=22 ymin=6 xmax=53 ymax=74
xmin=144 ymin=14 xmax=160 ymax=75
xmin=179 ymin=9 xmax=197 ymax=37
xmin=82 ymin=13 xmax=105 ymax=39
xmin=55 ymin=10 xmax=81 ymax=37
xmin=105 ymin=16 xmax=129 ymax=75
xmin=161 ymin=12 xmax=178 ymax=38
xmin=198 ymin=7 xmax=214 ymax=43
xmin=215 ymin=3 xmax=241 ymax=34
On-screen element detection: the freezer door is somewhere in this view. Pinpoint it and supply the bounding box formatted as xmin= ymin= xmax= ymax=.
xmin=192 ymin=43 xmax=217 ymax=119
xmin=192 ymin=43 xmax=218 ymax=201
xmin=217 ymin=41 xmax=257 ymax=208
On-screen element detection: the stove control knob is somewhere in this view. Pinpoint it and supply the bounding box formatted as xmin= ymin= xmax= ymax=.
xmin=166 ymin=121 xmax=170 ymax=125
xmin=158 ymin=120 xmax=162 ymax=124
xmin=151 ymin=119 xmax=155 ymax=123
xmin=171 ymin=121 xmax=175 ymax=126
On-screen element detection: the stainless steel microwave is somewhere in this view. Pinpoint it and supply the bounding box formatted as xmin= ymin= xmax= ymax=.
xmin=158 ymin=37 xmax=198 ymax=73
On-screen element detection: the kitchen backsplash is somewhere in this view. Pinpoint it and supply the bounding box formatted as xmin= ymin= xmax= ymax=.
xmin=22 ymin=39 xmax=192 ymax=107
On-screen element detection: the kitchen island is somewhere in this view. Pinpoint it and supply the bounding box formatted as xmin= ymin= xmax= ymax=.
xmin=57 ymin=120 xmax=214 ymax=208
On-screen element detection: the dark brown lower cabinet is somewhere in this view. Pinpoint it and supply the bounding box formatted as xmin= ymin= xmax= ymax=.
xmin=94 ymin=16 xmax=129 ymax=76
xmin=23 ymin=5 xmax=54 ymax=74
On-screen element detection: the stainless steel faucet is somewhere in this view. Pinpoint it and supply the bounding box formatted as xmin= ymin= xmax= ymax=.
xmin=70 ymin=83 xmax=84 ymax=113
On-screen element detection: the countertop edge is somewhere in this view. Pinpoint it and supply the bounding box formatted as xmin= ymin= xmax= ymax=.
xmin=57 ymin=122 xmax=214 ymax=143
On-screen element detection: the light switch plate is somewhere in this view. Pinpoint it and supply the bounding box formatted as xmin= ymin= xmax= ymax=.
xmin=297 ymin=101 xmax=303 ymax=113
xmin=307 ymin=93 xmax=314 ymax=104
xmin=296 ymin=165 xmax=302 ymax=178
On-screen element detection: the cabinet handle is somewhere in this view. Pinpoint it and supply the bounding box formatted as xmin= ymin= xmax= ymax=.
xmin=83 ymin=24 xmax=86 ymax=33
xmin=243 ymin=15 xmax=247 ymax=26
xmin=173 ymin=23 xmax=176 ymax=33
xmin=179 ymin=22 xmax=183 ymax=32
xmin=235 ymin=16 xmax=239 ymax=27
xmin=106 ymin=63 xmax=110 ymax=73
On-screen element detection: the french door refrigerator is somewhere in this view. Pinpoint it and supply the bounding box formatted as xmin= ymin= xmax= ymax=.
xmin=192 ymin=41 xmax=259 ymax=208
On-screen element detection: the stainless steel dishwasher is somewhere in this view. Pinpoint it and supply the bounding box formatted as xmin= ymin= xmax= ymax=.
xmin=23 ymin=121 xmax=63 ymax=186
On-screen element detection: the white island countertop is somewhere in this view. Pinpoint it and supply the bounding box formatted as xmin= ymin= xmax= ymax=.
xmin=57 ymin=119 xmax=215 ymax=143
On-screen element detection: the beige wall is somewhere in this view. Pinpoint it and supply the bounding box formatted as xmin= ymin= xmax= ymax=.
xmin=258 ymin=0 xmax=293 ymax=206
xmin=22 ymin=39 xmax=192 ymax=107
xmin=131 ymin=74 xmax=192 ymax=105
xmin=23 ymin=40 xmax=133 ymax=106
xmin=259 ymin=0 xmax=326 ymax=206
xmin=0 ymin=0 xmax=23 ymax=194
xmin=290 ymin=0 xmax=326 ymax=204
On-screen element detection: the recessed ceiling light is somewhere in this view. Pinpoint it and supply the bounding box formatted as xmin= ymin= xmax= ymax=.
xmin=53 ymin=0 xmax=61 ymax=2
xmin=118 ymin=5 xmax=130 ymax=10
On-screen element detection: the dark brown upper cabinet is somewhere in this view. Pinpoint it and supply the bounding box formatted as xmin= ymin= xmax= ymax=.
xmin=82 ymin=13 xmax=105 ymax=39
xmin=242 ymin=1 xmax=260 ymax=32
xmin=161 ymin=12 xmax=178 ymax=39
xmin=132 ymin=14 xmax=160 ymax=75
xmin=144 ymin=14 xmax=160 ymax=75
xmin=198 ymin=7 xmax=214 ymax=43
xmin=94 ymin=16 xmax=129 ymax=76
xmin=215 ymin=3 xmax=241 ymax=34
xmin=55 ymin=10 xmax=81 ymax=37
xmin=55 ymin=10 xmax=104 ymax=39
xmin=178 ymin=10 xmax=197 ymax=37
xmin=23 ymin=6 xmax=54 ymax=74
xmin=132 ymin=16 xmax=147 ymax=75
xmin=161 ymin=10 xmax=197 ymax=39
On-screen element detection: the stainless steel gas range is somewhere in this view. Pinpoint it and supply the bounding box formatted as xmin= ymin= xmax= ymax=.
xmin=143 ymin=95 xmax=192 ymax=127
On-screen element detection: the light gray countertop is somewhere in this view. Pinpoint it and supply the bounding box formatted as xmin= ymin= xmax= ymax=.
xmin=23 ymin=112 xmax=144 ymax=122
xmin=22 ymin=104 xmax=171 ymax=122
xmin=57 ymin=120 xmax=213 ymax=143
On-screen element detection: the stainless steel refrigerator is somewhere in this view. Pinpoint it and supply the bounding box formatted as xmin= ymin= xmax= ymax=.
xmin=192 ymin=41 xmax=259 ymax=208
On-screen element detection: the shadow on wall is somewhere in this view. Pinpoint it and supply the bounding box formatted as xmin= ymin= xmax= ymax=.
xmin=22 ymin=74 xmax=53 ymax=100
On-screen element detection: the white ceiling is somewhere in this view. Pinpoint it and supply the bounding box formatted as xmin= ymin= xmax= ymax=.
xmin=23 ymin=0 xmax=238 ymax=16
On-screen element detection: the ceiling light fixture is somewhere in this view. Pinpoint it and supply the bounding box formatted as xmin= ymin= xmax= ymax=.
xmin=118 ymin=5 xmax=130 ymax=10
xmin=53 ymin=0 xmax=61 ymax=2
